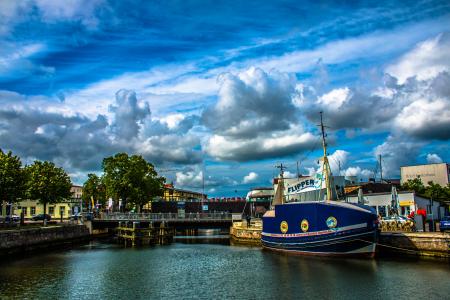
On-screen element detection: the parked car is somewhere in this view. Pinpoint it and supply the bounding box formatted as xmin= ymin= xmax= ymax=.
xmin=4 ymin=215 xmax=20 ymax=222
xmin=439 ymin=216 xmax=450 ymax=232
xmin=31 ymin=214 xmax=51 ymax=221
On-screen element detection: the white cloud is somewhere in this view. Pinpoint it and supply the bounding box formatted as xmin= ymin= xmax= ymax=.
xmin=175 ymin=170 xmax=203 ymax=188
xmin=205 ymin=131 xmax=316 ymax=162
xmin=386 ymin=33 xmax=450 ymax=84
xmin=426 ymin=153 xmax=443 ymax=164
xmin=342 ymin=166 xmax=373 ymax=179
xmin=327 ymin=150 xmax=350 ymax=174
xmin=318 ymin=87 xmax=351 ymax=110
xmin=243 ymin=172 xmax=259 ymax=184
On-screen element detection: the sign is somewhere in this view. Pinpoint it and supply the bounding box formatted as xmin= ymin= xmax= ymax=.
xmin=284 ymin=172 xmax=326 ymax=195
xmin=202 ymin=205 xmax=208 ymax=211
xmin=287 ymin=178 xmax=316 ymax=193
xmin=399 ymin=200 xmax=414 ymax=206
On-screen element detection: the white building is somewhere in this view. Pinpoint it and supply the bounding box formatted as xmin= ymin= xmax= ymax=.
xmin=401 ymin=163 xmax=449 ymax=186
xmin=347 ymin=191 xmax=446 ymax=220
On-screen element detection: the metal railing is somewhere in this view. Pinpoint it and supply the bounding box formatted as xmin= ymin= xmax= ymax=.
xmin=99 ymin=212 xmax=233 ymax=221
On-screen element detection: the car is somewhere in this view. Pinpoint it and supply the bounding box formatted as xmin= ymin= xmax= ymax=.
xmin=31 ymin=214 xmax=51 ymax=221
xmin=439 ymin=216 xmax=450 ymax=232
xmin=4 ymin=215 xmax=20 ymax=222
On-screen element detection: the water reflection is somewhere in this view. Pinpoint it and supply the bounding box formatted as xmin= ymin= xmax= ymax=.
xmin=0 ymin=241 xmax=449 ymax=299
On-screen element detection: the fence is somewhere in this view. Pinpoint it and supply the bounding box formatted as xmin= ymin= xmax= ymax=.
xmin=99 ymin=212 xmax=232 ymax=221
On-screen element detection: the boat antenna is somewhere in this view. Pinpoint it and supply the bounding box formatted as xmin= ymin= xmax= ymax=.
xmin=319 ymin=112 xmax=332 ymax=201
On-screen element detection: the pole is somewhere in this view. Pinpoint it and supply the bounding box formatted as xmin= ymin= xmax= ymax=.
xmin=296 ymin=161 xmax=300 ymax=178
xmin=379 ymin=154 xmax=383 ymax=183
xmin=319 ymin=112 xmax=332 ymax=201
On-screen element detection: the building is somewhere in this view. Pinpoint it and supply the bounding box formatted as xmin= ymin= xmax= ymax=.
xmin=162 ymin=184 xmax=207 ymax=201
xmin=15 ymin=185 xmax=82 ymax=220
xmin=401 ymin=163 xmax=449 ymax=186
xmin=348 ymin=191 xmax=442 ymax=218
xmin=142 ymin=184 xmax=207 ymax=211
xmin=245 ymin=187 xmax=273 ymax=203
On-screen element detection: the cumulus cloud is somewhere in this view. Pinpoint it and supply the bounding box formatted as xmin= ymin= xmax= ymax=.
xmin=426 ymin=153 xmax=443 ymax=164
xmin=386 ymin=33 xmax=450 ymax=84
xmin=202 ymin=67 xmax=318 ymax=161
xmin=342 ymin=166 xmax=373 ymax=179
xmin=205 ymin=130 xmax=316 ymax=161
xmin=109 ymin=89 xmax=150 ymax=140
xmin=243 ymin=172 xmax=258 ymax=184
xmin=202 ymin=67 xmax=298 ymax=138
xmin=175 ymin=169 xmax=237 ymax=189
xmin=301 ymin=33 xmax=450 ymax=144
xmin=374 ymin=136 xmax=424 ymax=177
xmin=0 ymin=89 xmax=203 ymax=179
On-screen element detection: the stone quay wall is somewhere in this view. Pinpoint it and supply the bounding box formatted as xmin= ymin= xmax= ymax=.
xmin=0 ymin=225 xmax=90 ymax=256
xmin=379 ymin=232 xmax=450 ymax=258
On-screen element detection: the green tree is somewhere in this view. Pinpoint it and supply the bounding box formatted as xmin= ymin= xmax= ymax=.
xmin=102 ymin=153 xmax=165 ymax=212
xmin=424 ymin=181 xmax=446 ymax=201
xmin=26 ymin=161 xmax=72 ymax=223
xmin=127 ymin=155 xmax=165 ymax=212
xmin=102 ymin=153 xmax=132 ymax=211
xmin=0 ymin=149 xmax=27 ymax=216
xmin=82 ymin=174 xmax=106 ymax=210
xmin=401 ymin=178 xmax=425 ymax=194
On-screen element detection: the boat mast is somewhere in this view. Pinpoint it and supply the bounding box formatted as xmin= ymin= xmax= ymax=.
xmin=272 ymin=163 xmax=286 ymax=206
xmin=319 ymin=112 xmax=332 ymax=201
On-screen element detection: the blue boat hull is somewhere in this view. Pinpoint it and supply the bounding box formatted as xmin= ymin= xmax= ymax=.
xmin=262 ymin=201 xmax=379 ymax=257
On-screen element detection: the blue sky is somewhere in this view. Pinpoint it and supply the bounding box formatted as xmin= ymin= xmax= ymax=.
xmin=1 ymin=0 xmax=449 ymax=197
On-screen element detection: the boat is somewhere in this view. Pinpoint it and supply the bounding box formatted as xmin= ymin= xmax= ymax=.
xmin=261 ymin=112 xmax=379 ymax=257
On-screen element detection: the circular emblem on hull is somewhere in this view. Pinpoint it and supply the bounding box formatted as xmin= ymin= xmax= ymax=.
xmin=326 ymin=216 xmax=337 ymax=228
xmin=300 ymin=219 xmax=309 ymax=232
xmin=280 ymin=221 xmax=288 ymax=233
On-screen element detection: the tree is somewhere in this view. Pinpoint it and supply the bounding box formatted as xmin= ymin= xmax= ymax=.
xmin=0 ymin=149 xmax=27 ymax=216
xmin=401 ymin=178 xmax=425 ymax=194
xmin=102 ymin=153 xmax=165 ymax=212
xmin=102 ymin=153 xmax=132 ymax=211
xmin=127 ymin=155 xmax=165 ymax=212
xmin=26 ymin=161 xmax=72 ymax=223
xmin=424 ymin=181 xmax=446 ymax=201
xmin=82 ymin=174 xmax=106 ymax=210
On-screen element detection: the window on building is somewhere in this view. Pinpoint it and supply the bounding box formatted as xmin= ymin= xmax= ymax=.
xmin=22 ymin=207 xmax=27 ymax=216
xmin=49 ymin=206 xmax=55 ymax=215
xmin=31 ymin=207 xmax=36 ymax=215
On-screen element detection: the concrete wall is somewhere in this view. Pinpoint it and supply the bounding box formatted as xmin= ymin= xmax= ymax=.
xmin=0 ymin=225 xmax=90 ymax=256
xmin=379 ymin=232 xmax=450 ymax=258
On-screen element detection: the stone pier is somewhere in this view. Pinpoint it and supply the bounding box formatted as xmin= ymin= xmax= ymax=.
xmin=379 ymin=232 xmax=450 ymax=258
xmin=0 ymin=225 xmax=90 ymax=256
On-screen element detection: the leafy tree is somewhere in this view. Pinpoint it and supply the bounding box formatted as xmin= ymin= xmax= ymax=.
xmin=26 ymin=161 xmax=72 ymax=222
xmin=127 ymin=155 xmax=165 ymax=212
xmin=0 ymin=149 xmax=27 ymax=215
xmin=425 ymin=181 xmax=446 ymax=201
xmin=401 ymin=178 xmax=426 ymax=194
xmin=82 ymin=173 xmax=106 ymax=210
xmin=102 ymin=153 xmax=132 ymax=210
xmin=102 ymin=153 xmax=165 ymax=212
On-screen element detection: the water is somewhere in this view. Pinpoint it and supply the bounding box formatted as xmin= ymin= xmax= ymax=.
xmin=1 ymin=241 xmax=449 ymax=299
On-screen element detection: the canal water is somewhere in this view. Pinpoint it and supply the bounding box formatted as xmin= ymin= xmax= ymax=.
xmin=1 ymin=240 xmax=449 ymax=299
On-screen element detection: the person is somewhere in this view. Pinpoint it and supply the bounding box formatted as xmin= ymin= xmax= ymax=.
xmin=246 ymin=214 xmax=251 ymax=228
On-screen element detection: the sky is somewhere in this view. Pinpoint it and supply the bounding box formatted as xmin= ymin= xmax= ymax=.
xmin=0 ymin=0 xmax=449 ymax=197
